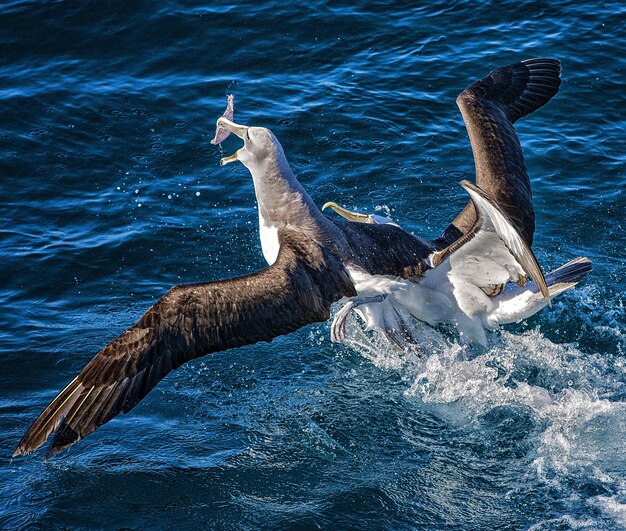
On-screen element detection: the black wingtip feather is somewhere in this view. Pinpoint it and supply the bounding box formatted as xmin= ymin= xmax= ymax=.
xmin=460 ymin=57 xmax=562 ymax=124
xmin=506 ymin=58 xmax=561 ymax=123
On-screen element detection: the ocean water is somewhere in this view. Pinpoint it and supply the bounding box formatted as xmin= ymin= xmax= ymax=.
xmin=0 ymin=0 xmax=624 ymax=528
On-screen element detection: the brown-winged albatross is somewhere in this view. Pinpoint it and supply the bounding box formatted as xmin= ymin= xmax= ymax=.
xmin=14 ymin=58 xmax=591 ymax=458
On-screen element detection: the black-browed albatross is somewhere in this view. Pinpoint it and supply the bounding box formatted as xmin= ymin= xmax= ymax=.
xmin=14 ymin=58 xmax=591 ymax=458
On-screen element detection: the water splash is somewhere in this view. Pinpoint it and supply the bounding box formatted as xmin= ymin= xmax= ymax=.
xmin=341 ymin=286 xmax=626 ymax=528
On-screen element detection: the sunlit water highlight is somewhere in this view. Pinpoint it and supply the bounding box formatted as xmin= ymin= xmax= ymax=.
xmin=0 ymin=0 xmax=624 ymax=528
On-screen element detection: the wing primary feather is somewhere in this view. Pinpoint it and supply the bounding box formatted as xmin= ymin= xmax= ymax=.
xmin=63 ymin=387 xmax=95 ymax=430
xmin=442 ymin=58 xmax=561 ymax=246
xmin=74 ymin=386 xmax=106 ymax=432
xmin=13 ymin=377 xmax=83 ymax=457
xmin=14 ymin=229 xmax=355 ymax=457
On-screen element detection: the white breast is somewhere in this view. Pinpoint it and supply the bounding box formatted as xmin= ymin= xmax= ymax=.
xmin=259 ymin=213 xmax=280 ymax=265
xmin=347 ymin=267 xmax=407 ymax=295
xmin=347 ymin=266 xmax=490 ymax=345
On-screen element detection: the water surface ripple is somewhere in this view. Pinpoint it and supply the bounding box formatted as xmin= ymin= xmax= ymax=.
xmin=1 ymin=0 xmax=624 ymax=529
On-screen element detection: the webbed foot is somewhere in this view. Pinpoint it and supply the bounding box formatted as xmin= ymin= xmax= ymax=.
xmin=330 ymin=295 xmax=387 ymax=343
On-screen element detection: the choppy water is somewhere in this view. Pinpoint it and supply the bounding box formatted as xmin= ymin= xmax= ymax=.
xmin=1 ymin=1 xmax=624 ymax=529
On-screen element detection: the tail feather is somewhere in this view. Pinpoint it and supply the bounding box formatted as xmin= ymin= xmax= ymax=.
xmin=488 ymin=256 xmax=591 ymax=326
xmin=544 ymin=256 xmax=592 ymax=296
xmin=521 ymin=256 xmax=592 ymax=300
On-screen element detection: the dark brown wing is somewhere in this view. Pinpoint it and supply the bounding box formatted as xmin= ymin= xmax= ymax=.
xmin=441 ymin=58 xmax=561 ymax=246
xmin=14 ymin=229 xmax=355 ymax=458
xmin=330 ymin=218 xmax=436 ymax=278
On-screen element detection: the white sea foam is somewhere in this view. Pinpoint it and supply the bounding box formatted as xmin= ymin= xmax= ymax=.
xmin=342 ymin=289 xmax=626 ymax=528
xmin=527 ymin=515 xmax=597 ymax=530
xmin=589 ymin=491 xmax=626 ymax=528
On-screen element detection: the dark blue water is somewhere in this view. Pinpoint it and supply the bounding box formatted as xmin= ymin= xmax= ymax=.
xmin=1 ymin=1 xmax=624 ymax=528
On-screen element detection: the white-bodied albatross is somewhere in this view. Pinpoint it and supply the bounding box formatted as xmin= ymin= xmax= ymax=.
xmin=14 ymin=58 xmax=591 ymax=458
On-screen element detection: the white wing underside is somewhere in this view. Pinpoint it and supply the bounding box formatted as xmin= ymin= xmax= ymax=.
xmin=407 ymin=181 xmax=548 ymax=344
xmin=429 ymin=181 xmax=549 ymax=341
xmin=344 ymin=181 xmax=552 ymax=346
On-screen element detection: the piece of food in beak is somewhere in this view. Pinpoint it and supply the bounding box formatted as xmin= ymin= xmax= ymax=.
xmin=210 ymin=94 xmax=234 ymax=145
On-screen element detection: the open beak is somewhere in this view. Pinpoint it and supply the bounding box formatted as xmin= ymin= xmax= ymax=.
xmin=217 ymin=117 xmax=249 ymax=166
xmin=219 ymin=152 xmax=239 ymax=166
xmin=322 ymin=201 xmax=372 ymax=223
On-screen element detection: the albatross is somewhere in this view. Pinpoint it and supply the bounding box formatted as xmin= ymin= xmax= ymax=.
xmin=14 ymin=58 xmax=591 ymax=458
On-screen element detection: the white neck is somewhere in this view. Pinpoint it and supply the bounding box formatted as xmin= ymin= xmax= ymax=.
xmin=247 ymin=145 xmax=328 ymax=265
xmin=235 ymin=127 xmax=344 ymax=266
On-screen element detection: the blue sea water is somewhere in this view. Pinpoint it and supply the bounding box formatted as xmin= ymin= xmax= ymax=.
xmin=0 ymin=0 xmax=624 ymax=528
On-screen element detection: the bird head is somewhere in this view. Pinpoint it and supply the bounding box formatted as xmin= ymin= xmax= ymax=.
xmin=217 ymin=118 xmax=284 ymax=175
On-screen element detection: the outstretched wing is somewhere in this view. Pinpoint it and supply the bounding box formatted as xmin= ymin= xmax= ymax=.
xmin=14 ymin=229 xmax=355 ymax=458
xmin=440 ymin=58 xmax=561 ymax=247
xmin=429 ymin=180 xmax=550 ymax=326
